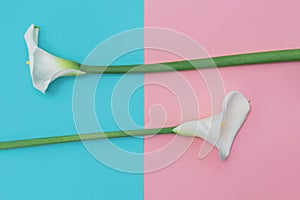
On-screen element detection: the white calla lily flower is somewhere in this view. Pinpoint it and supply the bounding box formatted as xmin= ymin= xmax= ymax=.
xmin=24 ymin=24 xmax=85 ymax=93
xmin=173 ymin=91 xmax=250 ymax=160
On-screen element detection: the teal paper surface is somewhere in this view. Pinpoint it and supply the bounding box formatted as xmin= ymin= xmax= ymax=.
xmin=0 ymin=0 xmax=144 ymax=199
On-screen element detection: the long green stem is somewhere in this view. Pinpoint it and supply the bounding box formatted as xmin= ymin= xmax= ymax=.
xmin=0 ymin=127 xmax=176 ymax=150
xmin=4 ymin=49 xmax=300 ymax=150
xmin=80 ymin=49 xmax=300 ymax=74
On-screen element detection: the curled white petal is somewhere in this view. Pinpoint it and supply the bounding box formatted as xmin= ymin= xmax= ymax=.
xmin=24 ymin=24 xmax=85 ymax=93
xmin=173 ymin=91 xmax=250 ymax=160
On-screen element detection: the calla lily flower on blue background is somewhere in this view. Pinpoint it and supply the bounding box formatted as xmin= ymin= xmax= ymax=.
xmin=24 ymin=24 xmax=300 ymax=93
xmin=24 ymin=24 xmax=85 ymax=93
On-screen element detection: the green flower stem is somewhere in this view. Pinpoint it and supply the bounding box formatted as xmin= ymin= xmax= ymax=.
xmin=0 ymin=127 xmax=176 ymax=150
xmin=4 ymin=49 xmax=299 ymax=150
xmin=79 ymin=49 xmax=300 ymax=74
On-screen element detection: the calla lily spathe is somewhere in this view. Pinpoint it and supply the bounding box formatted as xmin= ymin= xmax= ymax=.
xmin=173 ymin=91 xmax=250 ymax=160
xmin=24 ymin=24 xmax=85 ymax=93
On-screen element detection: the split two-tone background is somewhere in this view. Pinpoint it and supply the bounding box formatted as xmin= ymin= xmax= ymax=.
xmin=1 ymin=0 xmax=300 ymax=199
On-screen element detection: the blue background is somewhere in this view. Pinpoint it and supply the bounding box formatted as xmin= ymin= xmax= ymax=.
xmin=0 ymin=0 xmax=144 ymax=199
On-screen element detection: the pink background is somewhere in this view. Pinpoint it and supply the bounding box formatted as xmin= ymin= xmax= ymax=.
xmin=144 ymin=0 xmax=300 ymax=199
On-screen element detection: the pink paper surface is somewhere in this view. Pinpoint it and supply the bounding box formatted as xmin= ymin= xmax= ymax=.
xmin=144 ymin=0 xmax=300 ymax=199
